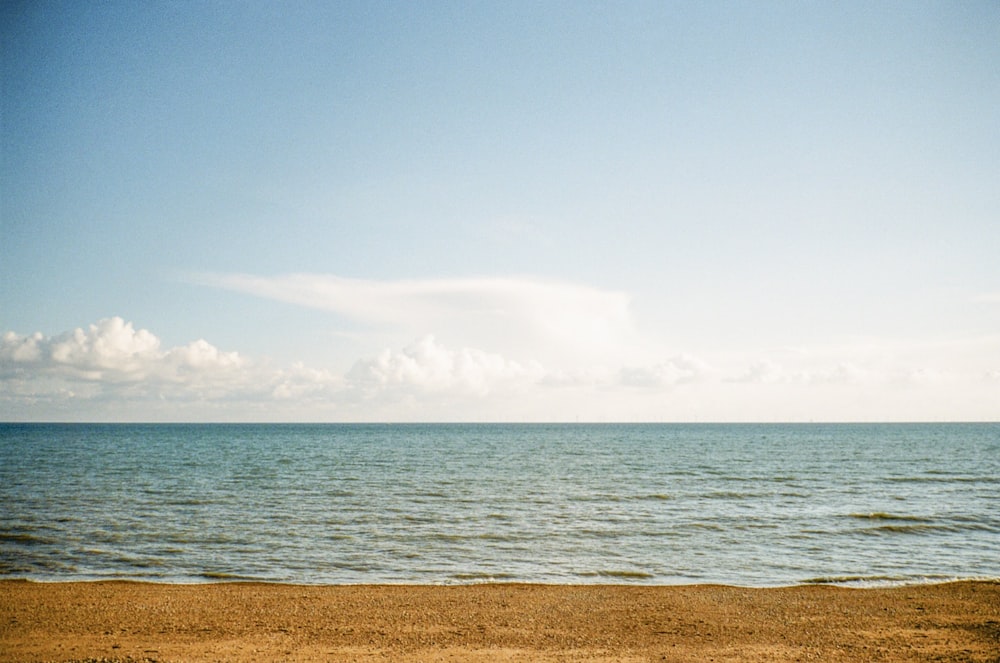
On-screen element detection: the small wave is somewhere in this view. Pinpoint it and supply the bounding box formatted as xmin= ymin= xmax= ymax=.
xmin=157 ymin=546 xmax=187 ymax=555
xmin=683 ymin=522 xmax=726 ymax=532
xmin=92 ymin=530 xmax=125 ymax=544
xmin=770 ymin=475 xmax=801 ymax=483
xmin=802 ymin=575 xmax=906 ymax=585
xmin=412 ymin=491 xmax=449 ymax=499
xmin=803 ymin=574 xmax=979 ymax=587
xmin=0 ymin=562 xmax=37 ymax=574
xmin=325 ymin=533 xmax=356 ymax=542
xmin=577 ymin=528 xmax=622 ymax=539
xmin=35 ymin=558 xmax=80 ymax=573
xmin=885 ymin=475 xmax=990 ymax=484
xmin=580 ymin=570 xmax=655 ymax=579
xmin=166 ymin=498 xmax=215 ymax=506
xmin=201 ymin=533 xmax=255 ymax=546
xmin=451 ymin=572 xmax=518 ymax=581
xmin=473 ymin=532 xmax=523 ymax=542
xmin=703 ymin=490 xmax=763 ymax=500
xmin=200 ymin=571 xmax=260 ymax=580
xmin=847 ymin=512 xmax=933 ymax=522
xmin=861 ymin=524 xmax=956 ymax=535
xmin=846 ymin=512 xmax=993 ymax=535
xmin=79 ymin=547 xmax=116 ymax=558
xmin=130 ymin=556 xmax=167 ymax=568
xmin=76 ymin=547 xmax=166 ymax=568
xmin=329 ymin=562 xmax=376 ymax=573
xmin=402 ymin=514 xmax=438 ymax=524
xmin=0 ymin=532 xmax=55 ymax=546
xmin=424 ymin=533 xmax=466 ymax=543
xmin=569 ymin=493 xmax=626 ymax=503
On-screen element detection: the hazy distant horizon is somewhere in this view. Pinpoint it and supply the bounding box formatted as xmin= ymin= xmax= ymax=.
xmin=2 ymin=419 xmax=996 ymax=427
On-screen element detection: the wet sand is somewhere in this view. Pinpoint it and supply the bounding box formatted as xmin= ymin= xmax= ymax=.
xmin=1 ymin=580 xmax=997 ymax=662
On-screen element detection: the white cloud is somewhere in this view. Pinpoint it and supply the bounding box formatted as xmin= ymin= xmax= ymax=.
xmin=48 ymin=317 xmax=161 ymax=373
xmin=3 ymin=318 xmax=998 ymax=422
xmin=0 ymin=318 xmax=250 ymax=408
xmin=619 ymin=355 xmax=710 ymax=388
xmin=0 ymin=331 xmax=44 ymax=363
xmin=268 ymin=362 xmax=341 ymax=401
xmin=166 ymin=338 xmax=243 ymax=373
xmin=191 ymin=272 xmax=638 ymax=363
xmin=730 ymin=359 xmax=870 ymax=385
xmin=347 ymin=335 xmax=546 ymax=398
xmin=0 ymin=320 xmax=550 ymax=420
xmin=1 ymin=317 xmax=243 ymax=385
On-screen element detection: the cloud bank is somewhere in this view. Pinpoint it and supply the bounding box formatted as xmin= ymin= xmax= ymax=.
xmin=0 ymin=318 xmax=335 ymax=417
xmin=2 ymin=317 xmax=997 ymax=422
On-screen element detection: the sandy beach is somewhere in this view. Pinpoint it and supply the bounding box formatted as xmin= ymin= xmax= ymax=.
xmin=1 ymin=580 xmax=997 ymax=662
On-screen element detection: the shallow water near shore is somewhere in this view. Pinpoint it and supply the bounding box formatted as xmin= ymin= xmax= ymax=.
xmin=1 ymin=422 xmax=998 ymax=586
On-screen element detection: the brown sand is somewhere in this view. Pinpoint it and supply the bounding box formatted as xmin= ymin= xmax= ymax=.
xmin=1 ymin=580 xmax=997 ymax=662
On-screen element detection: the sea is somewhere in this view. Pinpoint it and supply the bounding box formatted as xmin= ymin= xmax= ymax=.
xmin=1 ymin=422 xmax=997 ymax=587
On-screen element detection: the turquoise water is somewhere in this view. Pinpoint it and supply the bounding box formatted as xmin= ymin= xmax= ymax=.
xmin=1 ymin=423 xmax=998 ymax=586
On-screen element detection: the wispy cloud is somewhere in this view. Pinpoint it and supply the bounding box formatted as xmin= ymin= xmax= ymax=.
xmin=730 ymin=360 xmax=870 ymax=385
xmin=190 ymin=272 xmax=638 ymax=363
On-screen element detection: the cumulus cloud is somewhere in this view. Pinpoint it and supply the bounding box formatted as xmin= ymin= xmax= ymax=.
xmin=1 ymin=319 xmax=551 ymax=419
xmin=0 ymin=318 xmax=254 ymax=412
xmin=191 ymin=272 xmax=637 ymax=362
xmin=7 ymin=318 xmax=996 ymax=422
xmin=166 ymin=338 xmax=243 ymax=373
xmin=0 ymin=331 xmax=44 ymax=364
xmin=1 ymin=317 xmax=242 ymax=384
xmin=619 ymin=355 xmax=710 ymax=388
xmin=49 ymin=317 xmax=161 ymax=374
xmin=268 ymin=362 xmax=341 ymax=401
xmin=347 ymin=335 xmax=546 ymax=398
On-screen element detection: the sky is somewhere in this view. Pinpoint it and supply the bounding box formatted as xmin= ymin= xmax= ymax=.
xmin=2 ymin=1 xmax=998 ymax=422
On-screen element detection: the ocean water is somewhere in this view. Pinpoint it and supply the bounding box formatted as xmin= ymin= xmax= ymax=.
xmin=1 ymin=422 xmax=997 ymax=587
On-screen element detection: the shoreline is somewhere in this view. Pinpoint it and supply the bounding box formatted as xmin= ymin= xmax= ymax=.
xmin=2 ymin=579 xmax=997 ymax=662
xmin=6 ymin=575 xmax=999 ymax=589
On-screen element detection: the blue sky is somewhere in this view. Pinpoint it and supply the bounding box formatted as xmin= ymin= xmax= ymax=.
xmin=2 ymin=1 xmax=998 ymax=421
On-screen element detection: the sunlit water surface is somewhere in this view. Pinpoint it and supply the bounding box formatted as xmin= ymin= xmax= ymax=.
xmin=2 ymin=423 xmax=997 ymax=586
